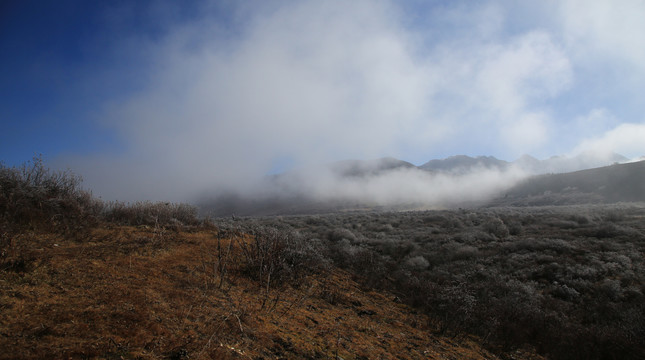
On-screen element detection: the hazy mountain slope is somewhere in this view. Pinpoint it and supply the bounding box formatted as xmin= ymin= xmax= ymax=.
xmin=490 ymin=160 xmax=645 ymax=206
xmin=516 ymin=152 xmax=629 ymax=174
xmin=420 ymin=155 xmax=509 ymax=173
xmin=330 ymin=157 xmax=417 ymax=177
xmin=420 ymin=152 xmax=628 ymax=175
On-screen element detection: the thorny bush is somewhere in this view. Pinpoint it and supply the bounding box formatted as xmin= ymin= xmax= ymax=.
xmin=237 ymin=225 xmax=328 ymax=287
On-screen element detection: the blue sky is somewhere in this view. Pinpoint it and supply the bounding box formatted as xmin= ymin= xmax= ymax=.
xmin=2 ymin=0 xmax=645 ymax=201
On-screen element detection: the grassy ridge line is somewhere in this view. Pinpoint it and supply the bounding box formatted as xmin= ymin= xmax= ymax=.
xmin=0 ymin=156 xmax=201 ymax=238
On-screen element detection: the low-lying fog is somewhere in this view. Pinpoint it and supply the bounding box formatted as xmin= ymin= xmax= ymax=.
xmin=263 ymin=163 xmax=525 ymax=206
xmin=198 ymin=151 xmax=637 ymax=216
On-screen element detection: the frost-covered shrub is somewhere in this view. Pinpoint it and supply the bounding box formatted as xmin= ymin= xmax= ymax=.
xmin=569 ymin=213 xmax=592 ymax=225
xmin=452 ymin=245 xmax=479 ymax=261
xmin=506 ymin=219 xmax=523 ymax=235
xmin=326 ymin=227 xmax=357 ymax=242
xmin=602 ymin=209 xmax=625 ymax=222
xmin=238 ymin=226 xmax=328 ymax=285
xmin=550 ymin=219 xmax=579 ymax=229
xmin=102 ymin=201 xmax=199 ymax=227
xmin=550 ymin=283 xmax=581 ymax=302
xmin=232 ymin=205 xmax=645 ymax=360
xmin=598 ymin=279 xmax=623 ymax=301
xmin=594 ymin=222 xmax=621 ymax=238
xmin=482 ymin=217 xmax=509 ymax=239
xmin=404 ymin=255 xmax=429 ymax=271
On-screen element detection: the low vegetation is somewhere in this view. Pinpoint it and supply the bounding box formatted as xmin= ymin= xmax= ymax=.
xmin=1 ymin=158 xmax=540 ymax=359
xmin=234 ymin=206 xmax=645 ymax=359
xmin=0 ymin=156 xmax=201 ymax=234
xmin=2 ymin=158 xmax=644 ymax=359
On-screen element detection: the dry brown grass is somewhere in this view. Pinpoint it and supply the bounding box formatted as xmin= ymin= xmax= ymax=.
xmin=0 ymin=225 xmax=543 ymax=359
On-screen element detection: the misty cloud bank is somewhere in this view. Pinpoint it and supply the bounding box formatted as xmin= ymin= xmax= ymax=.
xmin=199 ymin=152 xmax=631 ymax=216
xmin=283 ymin=166 xmax=522 ymax=205
xmin=201 ymin=164 xmax=528 ymax=216
xmin=51 ymin=0 xmax=645 ymax=204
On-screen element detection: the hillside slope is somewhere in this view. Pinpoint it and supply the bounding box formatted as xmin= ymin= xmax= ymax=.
xmin=491 ymin=160 xmax=645 ymax=206
xmin=420 ymin=155 xmax=509 ymax=173
xmin=0 ymin=225 xmax=541 ymax=359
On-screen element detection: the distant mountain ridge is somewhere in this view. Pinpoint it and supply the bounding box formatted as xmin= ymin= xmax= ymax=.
xmin=419 ymin=152 xmax=628 ymax=175
xmin=319 ymin=151 xmax=628 ymax=178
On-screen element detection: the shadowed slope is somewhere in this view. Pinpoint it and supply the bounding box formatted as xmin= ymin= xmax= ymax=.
xmin=492 ymin=160 xmax=645 ymax=206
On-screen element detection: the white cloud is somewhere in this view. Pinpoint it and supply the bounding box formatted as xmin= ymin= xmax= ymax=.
xmin=559 ymin=0 xmax=645 ymax=70
xmin=426 ymin=29 xmax=571 ymax=154
xmin=73 ymin=0 xmax=436 ymax=201
xmin=60 ymin=0 xmax=577 ymax=202
xmin=502 ymin=112 xmax=549 ymax=153
xmin=573 ymin=123 xmax=645 ymax=160
xmin=572 ymin=108 xmax=618 ymax=139
xmin=474 ymin=31 xmax=571 ymax=115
